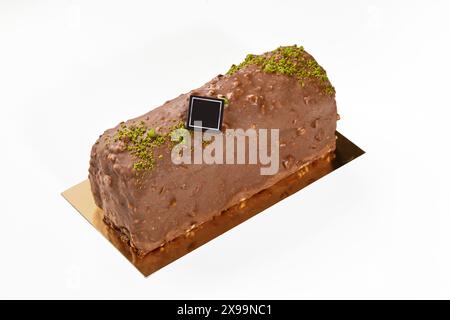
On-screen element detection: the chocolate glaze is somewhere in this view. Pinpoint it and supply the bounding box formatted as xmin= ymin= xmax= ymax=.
xmin=89 ymin=48 xmax=338 ymax=255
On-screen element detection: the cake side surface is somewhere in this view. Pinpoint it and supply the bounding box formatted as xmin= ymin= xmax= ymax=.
xmin=89 ymin=45 xmax=338 ymax=254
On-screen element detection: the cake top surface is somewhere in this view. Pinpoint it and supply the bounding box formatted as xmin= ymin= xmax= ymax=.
xmin=98 ymin=45 xmax=336 ymax=177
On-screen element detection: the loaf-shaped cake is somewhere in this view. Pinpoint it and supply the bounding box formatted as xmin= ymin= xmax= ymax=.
xmin=89 ymin=45 xmax=338 ymax=255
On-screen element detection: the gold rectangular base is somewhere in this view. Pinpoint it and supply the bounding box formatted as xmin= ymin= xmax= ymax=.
xmin=62 ymin=131 xmax=364 ymax=277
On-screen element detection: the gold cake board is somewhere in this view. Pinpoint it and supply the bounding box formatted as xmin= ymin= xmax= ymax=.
xmin=62 ymin=131 xmax=364 ymax=277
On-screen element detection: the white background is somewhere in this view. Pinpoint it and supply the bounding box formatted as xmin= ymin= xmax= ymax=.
xmin=0 ymin=0 xmax=449 ymax=299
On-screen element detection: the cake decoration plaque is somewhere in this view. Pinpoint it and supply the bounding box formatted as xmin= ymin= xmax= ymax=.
xmin=186 ymin=95 xmax=225 ymax=132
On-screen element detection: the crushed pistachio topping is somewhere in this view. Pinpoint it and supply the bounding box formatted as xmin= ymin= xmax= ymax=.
xmin=168 ymin=121 xmax=188 ymax=145
xmin=169 ymin=120 xmax=186 ymax=133
xmin=113 ymin=120 xmax=191 ymax=172
xmin=113 ymin=119 xmax=225 ymax=173
xmin=226 ymin=45 xmax=335 ymax=95
xmin=114 ymin=121 xmax=166 ymax=171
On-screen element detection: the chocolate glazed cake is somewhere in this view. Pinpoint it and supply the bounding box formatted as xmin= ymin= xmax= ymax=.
xmin=89 ymin=45 xmax=338 ymax=256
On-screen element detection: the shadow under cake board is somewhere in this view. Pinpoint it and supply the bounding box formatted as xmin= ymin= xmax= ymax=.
xmin=62 ymin=131 xmax=365 ymax=276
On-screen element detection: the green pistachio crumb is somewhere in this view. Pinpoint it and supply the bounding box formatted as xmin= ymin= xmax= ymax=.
xmin=148 ymin=128 xmax=156 ymax=138
xmin=168 ymin=121 xmax=190 ymax=146
xmin=115 ymin=122 xmax=166 ymax=172
xmin=219 ymin=95 xmax=229 ymax=105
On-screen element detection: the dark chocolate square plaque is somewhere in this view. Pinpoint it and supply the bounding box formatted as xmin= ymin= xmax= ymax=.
xmin=186 ymin=95 xmax=224 ymax=131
